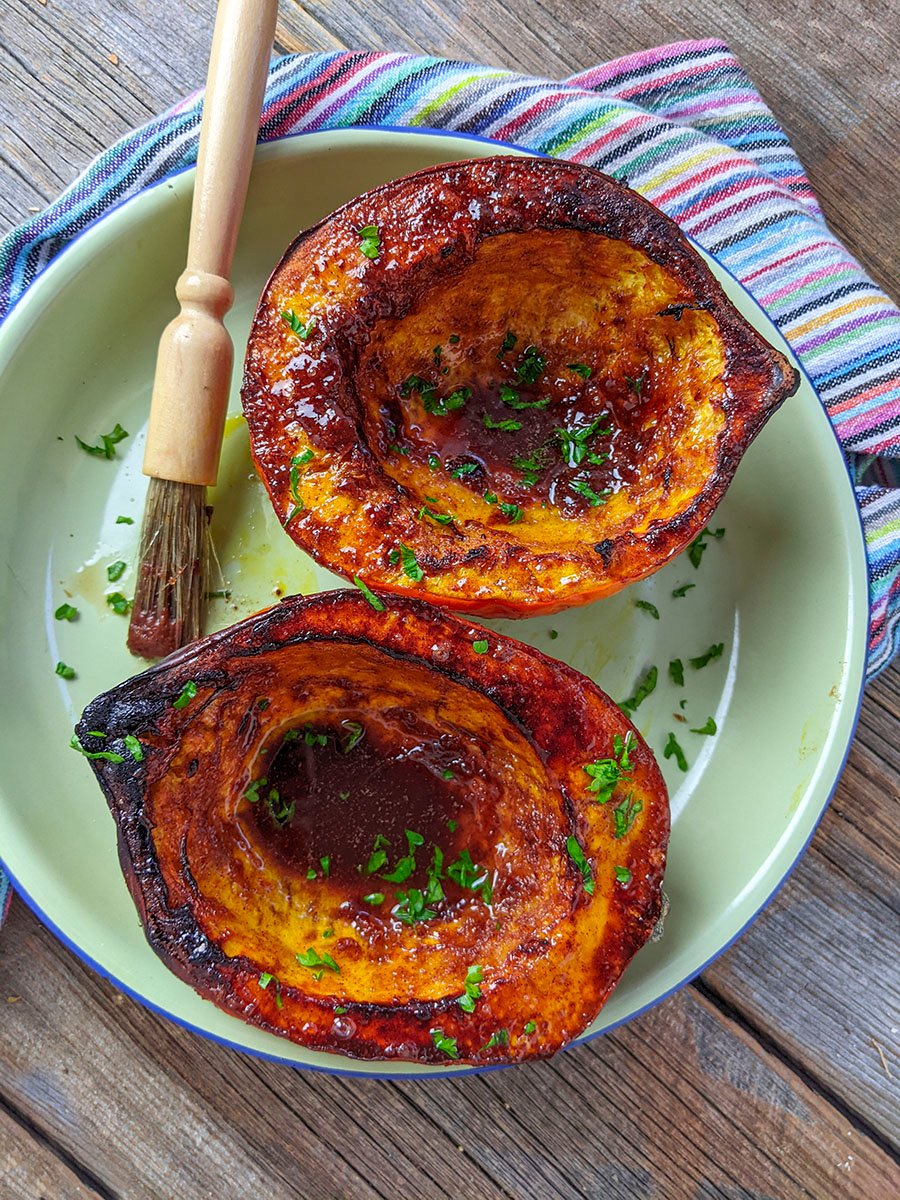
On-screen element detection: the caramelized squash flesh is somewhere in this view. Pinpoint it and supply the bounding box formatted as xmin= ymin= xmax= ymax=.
xmin=242 ymin=156 xmax=798 ymax=616
xmin=77 ymin=592 xmax=669 ymax=1065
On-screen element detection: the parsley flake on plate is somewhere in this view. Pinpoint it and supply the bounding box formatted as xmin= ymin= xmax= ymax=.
xmin=663 ymin=732 xmax=689 ymax=772
xmin=75 ymin=422 xmax=128 ymax=460
xmin=620 ymin=666 xmax=658 ymax=715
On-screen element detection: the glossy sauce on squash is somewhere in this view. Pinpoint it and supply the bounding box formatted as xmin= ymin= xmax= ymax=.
xmin=243 ymin=158 xmax=794 ymax=615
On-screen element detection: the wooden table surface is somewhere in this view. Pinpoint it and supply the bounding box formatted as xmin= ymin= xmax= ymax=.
xmin=1 ymin=2 xmax=898 ymax=1197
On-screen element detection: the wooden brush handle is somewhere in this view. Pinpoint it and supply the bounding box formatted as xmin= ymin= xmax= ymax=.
xmin=143 ymin=0 xmax=278 ymax=485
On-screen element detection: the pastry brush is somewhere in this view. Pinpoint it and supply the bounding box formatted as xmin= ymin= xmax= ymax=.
xmin=128 ymin=0 xmax=278 ymax=658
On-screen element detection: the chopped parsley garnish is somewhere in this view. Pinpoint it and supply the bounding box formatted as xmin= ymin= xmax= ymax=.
xmin=424 ymin=844 xmax=445 ymax=906
xmin=689 ymin=642 xmax=725 ymax=670
xmin=258 ymin=972 xmax=283 ymax=1008
xmin=320 ymin=856 xmax=331 ymax=878
xmin=380 ymin=832 xmax=418 ymax=883
xmin=205 ymin=589 xmax=231 ymax=600
xmin=514 ymin=345 xmax=547 ymax=386
xmin=430 ymin=1029 xmax=459 ymax=1059
xmin=363 ymin=892 xmax=384 ymax=905
xmin=524 ymin=1020 xmax=537 ymax=1034
xmin=294 ymin=448 xmax=314 ymax=465
xmin=457 ymin=963 xmax=483 ymax=1013
xmin=106 ymin=560 xmax=127 ymax=583
xmin=615 ymin=866 xmax=632 ymax=884
xmin=498 ymin=502 xmax=523 ymax=523
xmin=483 ymin=414 xmax=523 ymax=432
xmin=75 ymin=423 xmax=129 ymax=460
xmin=472 ymin=638 xmax=489 ymax=654
xmin=334 ymin=1006 xmax=348 ymax=1015
xmin=690 ymin=717 xmax=718 ymax=735
xmin=341 ymin=721 xmax=364 ymax=753
xmin=172 ymin=680 xmax=198 ymax=709
xmin=418 ymin=503 xmax=455 ymax=526
xmin=245 ymin=776 xmax=267 ymax=804
xmin=663 ymin=732 xmax=689 ymax=772
xmin=296 ymin=948 xmax=339 ymax=979
xmin=447 ymin=817 xmax=458 ymax=831
xmin=569 ymin=479 xmax=609 ymax=507
xmin=449 ymin=334 xmax=460 ymax=344
xmin=567 ymin=363 xmax=592 ymax=379
xmin=115 ymin=515 xmax=134 ymax=525
xmin=672 ymin=583 xmax=696 ymax=598
xmin=280 ymin=310 xmax=315 ymax=339
xmin=620 ymin=666 xmax=658 ymax=715
xmin=393 ymin=887 xmax=437 ymax=924
xmin=306 ymin=867 xmax=317 ymax=880
xmin=669 ymin=658 xmax=685 ymax=687
xmin=365 ymin=834 xmax=390 ymax=875
xmin=624 ymin=366 xmax=649 ymax=396
xmin=556 ymin=417 xmax=611 ymax=468
xmin=55 ymin=603 xmax=78 ymax=621
xmin=447 ymin=848 xmax=492 ymax=904
xmin=566 ymin=836 xmax=594 ymax=894
xmin=266 ymin=787 xmax=295 ymax=826
xmin=497 ymin=330 xmax=517 ymax=358
xmin=123 ymin=734 xmax=144 ymax=762
xmin=482 ymin=1029 xmax=509 ymax=1050
xmin=353 ymin=576 xmax=386 ymax=611
xmin=357 ymin=224 xmax=380 ymax=259
xmin=427 ymin=387 xmax=470 ymax=416
xmin=635 ymin=599 xmax=660 ymax=619
xmin=399 ymin=544 xmax=424 ymax=582
xmin=55 ymin=662 xmax=75 ymax=679
xmin=450 ymin=461 xmax=478 ymax=479
xmin=613 ymin=793 xmax=643 ymax=838
xmin=427 ymin=453 xmax=441 ymax=471
xmin=285 ymin=504 xmax=303 ymax=525
xmin=500 ymin=385 xmax=551 ymax=410
xmin=511 ymin=450 xmax=545 ymax=485
xmin=688 ymin=526 xmax=725 ymax=569
xmin=69 ymin=733 xmax=124 ymax=764
xmin=106 ymin=592 xmax=131 ymax=615
xmin=583 ymin=731 xmax=634 ymax=804
xmin=548 ymin=629 xmax=559 ymax=639
xmin=483 ymin=490 xmax=498 ymax=504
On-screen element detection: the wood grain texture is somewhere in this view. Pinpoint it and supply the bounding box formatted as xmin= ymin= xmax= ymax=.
xmin=1 ymin=899 xmax=898 ymax=1200
xmin=1 ymin=0 xmax=899 ymax=1195
xmin=0 ymin=1103 xmax=108 ymax=1200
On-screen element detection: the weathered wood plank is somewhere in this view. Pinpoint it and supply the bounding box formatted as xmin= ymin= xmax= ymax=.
xmin=1 ymin=899 xmax=898 ymax=1200
xmin=702 ymin=675 xmax=900 ymax=1150
xmin=0 ymin=1102 xmax=108 ymax=1200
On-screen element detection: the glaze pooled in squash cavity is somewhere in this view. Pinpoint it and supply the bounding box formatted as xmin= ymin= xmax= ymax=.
xmin=242 ymin=156 xmax=798 ymax=616
xmin=76 ymin=591 xmax=668 ymax=1065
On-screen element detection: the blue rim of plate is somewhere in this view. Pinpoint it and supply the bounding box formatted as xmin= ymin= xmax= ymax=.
xmin=0 ymin=125 xmax=870 ymax=1078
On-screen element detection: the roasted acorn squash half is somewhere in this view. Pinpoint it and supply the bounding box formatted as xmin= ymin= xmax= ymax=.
xmin=76 ymin=591 xmax=668 ymax=1065
xmin=242 ymin=156 xmax=798 ymax=617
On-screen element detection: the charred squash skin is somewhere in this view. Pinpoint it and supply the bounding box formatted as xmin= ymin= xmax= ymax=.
xmin=242 ymin=156 xmax=798 ymax=616
xmin=76 ymin=591 xmax=669 ymax=1065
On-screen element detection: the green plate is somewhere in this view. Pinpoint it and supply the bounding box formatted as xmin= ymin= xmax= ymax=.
xmin=0 ymin=130 xmax=868 ymax=1077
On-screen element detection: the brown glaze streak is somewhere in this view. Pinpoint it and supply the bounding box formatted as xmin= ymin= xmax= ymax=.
xmin=242 ymin=157 xmax=798 ymax=617
xmin=76 ymin=591 xmax=669 ymax=1066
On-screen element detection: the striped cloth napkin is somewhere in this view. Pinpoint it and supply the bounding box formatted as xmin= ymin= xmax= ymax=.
xmin=1 ymin=40 xmax=898 ymax=921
